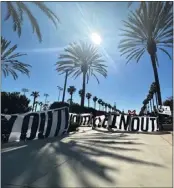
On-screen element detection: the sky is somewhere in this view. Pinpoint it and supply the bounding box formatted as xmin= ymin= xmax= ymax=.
xmin=1 ymin=2 xmax=173 ymax=113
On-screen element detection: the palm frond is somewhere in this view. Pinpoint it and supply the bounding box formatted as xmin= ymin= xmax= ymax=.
xmin=158 ymin=47 xmax=172 ymax=60
xmin=1 ymin=37 xmax=31 ymax=80
xmin=4 ymin=2 xmax=60 ymax=42
xmin=119 ymin=1 xmax=173 ymax=64
xmin=56 ymin=41 xmax=107 ymax=83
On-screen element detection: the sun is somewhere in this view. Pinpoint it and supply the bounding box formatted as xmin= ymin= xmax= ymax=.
xmin=91 ymin=33 xmax=102 ymax=45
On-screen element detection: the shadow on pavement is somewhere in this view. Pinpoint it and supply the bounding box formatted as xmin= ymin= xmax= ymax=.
xmin=2 ymin=131 xmax=166 ymax=188
xmin=92 ymin=128 xmax=172 ymax=135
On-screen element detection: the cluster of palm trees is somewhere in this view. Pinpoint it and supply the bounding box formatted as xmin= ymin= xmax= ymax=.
xmin=22 ymin=88 xmax=49 ymax=112
xmin=67 ymin=86 xmax=116 ymax=112
xmin=139 ymin=82 xmax=159 ymax=115
xmin=1 ymin=2 xmax=173 ymax=113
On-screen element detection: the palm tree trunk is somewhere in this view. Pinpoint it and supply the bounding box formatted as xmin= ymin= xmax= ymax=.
xmin=32 ymin=98 xmax=35 ymax=112
xmin=150 ymin=100 xmax=152 ymax=112
xmin=35 ymin=104 xmax=37 ymax=112
xmin=152 ymin=95 xmax=155 ymax=110
xmin=94 ymin=102 xmax=96 ymax=109
xmin=40 ymin=105 xmax=42 ymax=111
xmin=155 ymin=92 xmax=159 ymax=107
xmin=70 ymin=94 xmax=73 ymax=105
xmin=88 ymin=99 xmax=90 ymax=107
xmin=45 ymin=96 xmax=47 ymax=104
xmin=62 ymin=71 xmax=68 ymax=102
xmin=81 ymin=72 xmax=86 ymax=107
xmin=99 ymin=104 xmax=100 ymax=111
xmin=150 ymin=55 xmax=162 ymax=105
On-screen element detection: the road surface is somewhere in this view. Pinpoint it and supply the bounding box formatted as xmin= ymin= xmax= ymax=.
xmin=2 ymin=127 xmax=173 ymax=188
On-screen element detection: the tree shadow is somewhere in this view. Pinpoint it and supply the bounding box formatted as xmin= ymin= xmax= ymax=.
xmin=2 ymin=131 xmax=166 ymax=188
xmin=92 ymin=128 xmax=172 ymax=135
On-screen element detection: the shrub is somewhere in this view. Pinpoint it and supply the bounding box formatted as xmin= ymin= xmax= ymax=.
xmin=49 ymin=102 xmax=69 ymax=110
xmin=1 ymin=91 xmax=31 ymax=114
xmin=49 ymin=101 xmax=107 ymax=117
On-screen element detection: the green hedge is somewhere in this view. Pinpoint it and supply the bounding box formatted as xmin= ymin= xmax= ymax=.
xmin=49 ymin=101 xmax=107 ymax=115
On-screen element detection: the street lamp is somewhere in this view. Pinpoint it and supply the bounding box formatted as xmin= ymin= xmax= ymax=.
xmin=57 ymin=86 xmax=63 ymax=101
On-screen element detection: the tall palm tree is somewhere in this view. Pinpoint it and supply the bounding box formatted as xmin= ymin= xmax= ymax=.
xmin=22 ymin=88 xmax=29 ymax=96
xmin=3 ymin=2 xmax=59 ymax=42
xmin=93 ymin=96 xmax=98 ymax=109
xmin=98 ymin=99 xmax=102 ymax=111
xmin=86 ymin=92 xmax=92 ymax=107
xmin=149 ymin=88 xmax=155 ymax=109
xmin=150 ymin=82 xmax=158 ymax=107
xmin=31 ymin=91 xmax=40 ymax=112
xmin=67 ymin=86 xmax=76 ymax=104
xmin=118 ymin=2 xmax=173 ymax=106
xmin=143 ymin=99 xmax=148 ymax=114
xmin=113 ymin=105 xmax=116 ymax=112
xmin=44 ymin=93 xmax=49 ymax=104
xmin=56 ymin=41 xmax=107 ymax=107
xmin=39 ymin=102 xmax=43 ymax=111
xmin=78 ymin=89 xmax=83 ymax=105
xmin=147 ymin=94 xmax=152 ymax=112
xmin=1 ymin=37 xmax=31 ymax=80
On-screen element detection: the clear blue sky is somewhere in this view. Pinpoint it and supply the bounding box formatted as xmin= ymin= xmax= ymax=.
xmin=1 ymin=2 xmax=172 ymax=113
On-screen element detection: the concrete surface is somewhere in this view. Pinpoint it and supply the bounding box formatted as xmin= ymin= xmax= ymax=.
xmin=1 ymin=128 xmax=173 ymax=188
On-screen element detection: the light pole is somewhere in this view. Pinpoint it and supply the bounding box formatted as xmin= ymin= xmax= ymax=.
xmin=57 ymin=86 xmax=63 ymax=102
xmin=44 ymin=93 xmax=49 ymax=104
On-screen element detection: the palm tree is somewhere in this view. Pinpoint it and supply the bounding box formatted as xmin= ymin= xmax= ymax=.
xmin=150 ymin=82 xmax=158 ymax=107
xmin=78 ymin=89 xmax=83 ymax=105
xmin=39 ymin=102 xmax=43 ymax=111
xmin=67 ymin=86 xmax=76 ymax=104
xmin=93 ymin=96 xmax=98 ymax=109
xmin=143 ymin=99 xmax=148 ymax=114
xmin=149 ymin=87 xmax=155 ymax=110
xmin=56 ymin=41 xmax=107 ymax=107
xmin=35 ymin=101 xmax=39 ymax=112
xmin=44 ymin=93 xmax=49 ymax=104
xmin=1 ymin=37 xmax=31 ymax=80
xmin=86 ymin=93 xmax=92 ymax=107
xmin=3 ymin=2 xmax=59 ymax=42
xmin=22 ymin=88 xmax=29 ymax=96
xmin=113 ymin=105 xmax=116 ymax=112
xmin=31 ymin=91 xmax=40 ymax=112
xmin=98 ymin=99 xmax=102 ymax=111
xmin=118 ymin=2 xmax=173 ymax=106
xmin=147 ymin=94 xmax=152 ymax=112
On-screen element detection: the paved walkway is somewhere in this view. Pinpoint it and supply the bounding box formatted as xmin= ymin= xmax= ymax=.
xmin=2 ymin=128 xmax=173 ymax=188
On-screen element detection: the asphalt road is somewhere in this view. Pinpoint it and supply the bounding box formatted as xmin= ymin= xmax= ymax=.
xmin=2 ymin=128 xmax=173 ymax=188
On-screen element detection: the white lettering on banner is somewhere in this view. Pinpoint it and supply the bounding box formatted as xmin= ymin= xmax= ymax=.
xmin=1 ymin=107 xmax=69 ymax=143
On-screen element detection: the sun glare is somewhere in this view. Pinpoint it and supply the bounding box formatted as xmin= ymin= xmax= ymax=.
xmin=91 ymin=33 xmax=102 ymax=45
